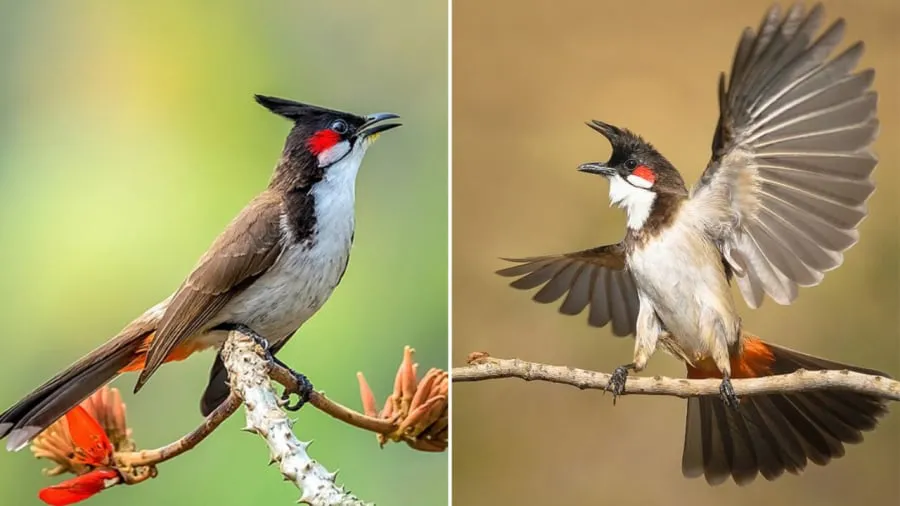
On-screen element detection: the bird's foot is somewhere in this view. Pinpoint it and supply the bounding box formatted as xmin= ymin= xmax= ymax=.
xmin=272 ymin=355 xmax=314 ymax=411
xmin=219 ymin=323 xmax=274 ymax=358
xmin=604 ymin=363 xmax=634 ymax=405
xmin=719 ymin=374 xmax=740 ymax=410
xmin=217 ymin=323 xmax=313 ymax=411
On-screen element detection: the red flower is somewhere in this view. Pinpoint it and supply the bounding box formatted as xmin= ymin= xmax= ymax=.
xmin=36 ymin=406 xmax=120 ymax=506
xmin=38 ymin=469 xmax=120 ymax=506
xmin=65 ymin=406 xmax=114 ymax=467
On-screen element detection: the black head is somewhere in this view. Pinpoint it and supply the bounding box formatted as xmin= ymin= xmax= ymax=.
xmin=255 ymin=94 xmax=401 ymax=171
xmin=577 ymin=120 xmax=685 ymax=194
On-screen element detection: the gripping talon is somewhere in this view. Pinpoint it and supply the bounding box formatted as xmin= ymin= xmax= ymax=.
xmin=218 ymin=323 xmax=271 ymax=354
xmin=719 ymin=374 xmax=740 ymax=410
xmin=281 ymin=371 xmax=314 ymax=411
xmin=271 ymin=355 xmax=313 ymax=411
xmin=217 ymin=323 xmax=313 ymax=411
xmin=604 ymin=364 xmax=633 ymax=405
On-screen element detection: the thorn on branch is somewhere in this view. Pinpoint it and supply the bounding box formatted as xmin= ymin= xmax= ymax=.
xmin=27 ymin=331 xmax=445 ymax=506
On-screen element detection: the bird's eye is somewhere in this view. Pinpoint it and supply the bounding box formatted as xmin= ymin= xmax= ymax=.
xmin=624 ymin=159 xmax=638 ymax=171
xmin=330 ymin=119 xmax=349 ymax=135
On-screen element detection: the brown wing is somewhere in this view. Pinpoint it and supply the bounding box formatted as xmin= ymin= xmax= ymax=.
xmin=497 ymin=242 xmax=639 ymax=337
xmin=689 ymin=4 xmax=877 ymax=308
xmin=134 ymin=192 xmax=285 ymax=391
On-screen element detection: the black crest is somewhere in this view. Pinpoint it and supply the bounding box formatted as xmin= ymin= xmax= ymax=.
xmin=586 ymin=120 xmax=687 ymax=195
xmin=586 ymin=120 xmax=659 ymax=167
xmin=254 ymin=94 xmax=367 ymax=134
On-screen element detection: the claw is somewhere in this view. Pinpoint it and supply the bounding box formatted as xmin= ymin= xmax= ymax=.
xmin=217 ymin=322 xmax=313 ymax=411
xmin=281 ymin=371 xmax=314 ymax=412
xmin=719 ymin=374 xmax=740 ymax=410
xmin=604 ymin=364 xmax=633 ymax=405
xmin=218 ymin=323 xmax=271 ymax=355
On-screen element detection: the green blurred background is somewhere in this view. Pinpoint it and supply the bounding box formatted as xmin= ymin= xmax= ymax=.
xmin=0 ymin=1 xmax=447 ymax=505
xmin=452 ymin=1 xmax=898 ymax=505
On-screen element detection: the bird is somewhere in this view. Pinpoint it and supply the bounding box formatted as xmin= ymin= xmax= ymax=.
xmin=497 ymin=3 xmax=890 ymax=485
xmin=0 ymin=94 xmax=401 ymax=452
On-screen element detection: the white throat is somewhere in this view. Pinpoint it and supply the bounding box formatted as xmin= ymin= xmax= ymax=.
xmin=310 ymin=141 xmax=369 ymax=241
xmin=608 ymin=174 xmax=656 ymax=230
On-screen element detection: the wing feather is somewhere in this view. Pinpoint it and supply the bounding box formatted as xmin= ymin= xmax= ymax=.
xmin=559 ymin=263 xmax=593 ymax=315
xmin=691 ymin=4 xmax=877 ymax=307
xmin=135 ymin=193 xmax=284 ymax=390
xmin=497 ymin=243 xmax=638 ymax=336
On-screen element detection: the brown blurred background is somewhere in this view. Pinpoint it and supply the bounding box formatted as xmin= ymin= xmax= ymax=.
xmin=452 ymin=1 xmax=899 ymax=505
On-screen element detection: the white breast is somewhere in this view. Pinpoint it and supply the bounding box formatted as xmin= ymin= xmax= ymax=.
xmin=211 ymin=151 xmax=360 ymax=343
xmin=628 ymin=220 xmax=736 ymax=356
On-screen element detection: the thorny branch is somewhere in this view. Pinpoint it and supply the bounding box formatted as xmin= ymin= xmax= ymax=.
xmin=453 ymin=352 xmax=900 ymax=401
xmin=221 ymin=331 xmax=367 ymax=505
xmin=32 ymin=332 xmax=447 ymax=506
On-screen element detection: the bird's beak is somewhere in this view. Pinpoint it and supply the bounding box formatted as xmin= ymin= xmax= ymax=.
xmin=578 ymin=162 xmax=615 ymax=177
xmin=357 ymin=112 xmax=402 ymax=142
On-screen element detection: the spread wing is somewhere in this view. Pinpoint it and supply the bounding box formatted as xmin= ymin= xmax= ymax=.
xmin=689 ymin=4 xmax=878 ymax=308
xmin=135 ymin=192 xmax=285 ymax=391
xmin=497 ymin=242 xmax=639 ymax=337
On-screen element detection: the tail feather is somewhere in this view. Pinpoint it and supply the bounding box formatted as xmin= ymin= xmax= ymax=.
xmin=739 ymin=396 xmax=799 ymax=479
xmin=749 ymin=395 xmax=807 ymax=474
xmin=200 ymin=339 xmax=286 ymax=416
xmin=683 ymin=337 xmax=890 ymax=485
xmin=767 ymin=393 xmax=842 ymax=464
xmin=200 ymin=352 xmax=229 ymax=417
xmin=0 ymin=333 xmax=147 ymax=451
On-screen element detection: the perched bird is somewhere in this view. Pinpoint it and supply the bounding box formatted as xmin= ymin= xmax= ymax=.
xmin=498 ymin=3 xmax=889 ymax=485
xmin=0 ymin=95 xmax=401 ymax=451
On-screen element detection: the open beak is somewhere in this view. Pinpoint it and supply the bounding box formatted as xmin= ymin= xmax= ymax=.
xmin=357 ymin=112 xmax=402 ymax=141
xmin=578 ymin=162 xmax=616 ymax=177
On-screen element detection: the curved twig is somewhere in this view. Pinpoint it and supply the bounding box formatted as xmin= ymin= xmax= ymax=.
xmin=117 ymin=355 xmax=400 ymax=475
xmin=116 ymin=392 xmax=242 ymax=469
xmin=267 ymin=363 xmax=396 ymax=434
xmin=36 ymin=331 xmax=444 ymax=505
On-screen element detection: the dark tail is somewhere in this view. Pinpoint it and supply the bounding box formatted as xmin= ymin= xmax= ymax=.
xmin=682 ymin=337 xmax=890 ymax=485
xmin=0 ymin=333 xmax=147 ymax=451
xmin=200 ymin=352 xmax=230 ymax=417
xmin=200 ymin=340 xmax=286 ymax=416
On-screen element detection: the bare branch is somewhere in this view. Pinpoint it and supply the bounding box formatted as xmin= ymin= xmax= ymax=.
xmin=116 ymin=392 xmax=241 ymax=470
xmin=267 ymin=363 xmax=395 ymax=434
xmin=453 ymin=354 xmax=900 ymax=401
xmin=269 ymin=346 xmax=449 ymax=452
xmin=221 ymin=331 xmax=370 ymax=506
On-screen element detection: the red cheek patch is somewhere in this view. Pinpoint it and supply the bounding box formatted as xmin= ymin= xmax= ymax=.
xmin=632 ymin=165 xmax=656 ymax=184
xmin=307 ymin=129 xmax=340 ymax=156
